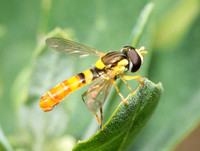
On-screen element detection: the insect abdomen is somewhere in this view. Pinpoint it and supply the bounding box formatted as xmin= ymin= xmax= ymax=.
xmin=40 ymin=69 xmax=98 ymax=112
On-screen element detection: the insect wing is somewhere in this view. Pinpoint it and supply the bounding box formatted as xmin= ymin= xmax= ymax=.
xmin=46 ymin=37 xmax=103 ymax=57
xmin=83 ymin=76 xmax=113 ymax=113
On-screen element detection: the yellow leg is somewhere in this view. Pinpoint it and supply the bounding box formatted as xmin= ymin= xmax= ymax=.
xmin=122 ymin=72 xmax=144 ymax=86
xmin=93 ymin=112 xmax=102 ymax=130
xmin=121 ymin=75 xmax=138 ymax=80
xmin=135 ymin=72 xmax=144 ymax=86
xmin=113 ymin=80 xmax=128 ymax=105
xmin=120 ymin=77 xmax=134 ymax=93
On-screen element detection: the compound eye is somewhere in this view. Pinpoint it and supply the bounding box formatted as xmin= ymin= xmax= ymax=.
xmin=128 ymin=48 xmax=141 ymax=72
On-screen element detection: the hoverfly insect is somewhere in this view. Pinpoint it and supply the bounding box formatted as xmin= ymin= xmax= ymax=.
xmin=40 ymin=37 xmax=148 ymax=130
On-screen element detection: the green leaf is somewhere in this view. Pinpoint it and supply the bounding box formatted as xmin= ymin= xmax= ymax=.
xmin=73 ymin=78 xmax=163 ymax=151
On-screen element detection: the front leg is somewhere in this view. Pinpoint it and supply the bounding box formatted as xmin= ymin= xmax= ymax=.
xmin=122 ymin=72 xmax=144 ymax=86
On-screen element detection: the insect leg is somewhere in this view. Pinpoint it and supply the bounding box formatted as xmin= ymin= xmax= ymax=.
xmin=82 ymin=91 xmax=102 ymax=130
xmin=100 ymin=107 xmax=103 ymax=131
xmin=93 ymin=112 xmax=102 ymax=130
xmin=113 ymin=80 xmax=128 ymax=105
xmin=120 ymin=77 xmax=134 ymax=93
xmin=122 ymin=72 xmax=144 ymax=86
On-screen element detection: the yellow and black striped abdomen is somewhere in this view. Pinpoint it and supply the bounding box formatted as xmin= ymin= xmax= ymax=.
xmin=40 ymin=69 xmax=98 ymax=112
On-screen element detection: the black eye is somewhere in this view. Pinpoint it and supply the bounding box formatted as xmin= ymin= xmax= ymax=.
xmin=122 ymin=46 xmax=141 ymax=72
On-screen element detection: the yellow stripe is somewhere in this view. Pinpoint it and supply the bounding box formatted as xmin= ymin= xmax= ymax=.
xmin=95 ymin=59 xmax=105 ymax=70
xmin=82 ymin=69 xmax=93 ymax=83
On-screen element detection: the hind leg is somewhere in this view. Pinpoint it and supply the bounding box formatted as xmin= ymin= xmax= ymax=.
xmin=82 ymin=91 xmax=103 ymax=130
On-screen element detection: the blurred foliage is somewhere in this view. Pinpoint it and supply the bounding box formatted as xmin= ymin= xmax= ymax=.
xmin=0 ymin=0 xmax=199 ymax=150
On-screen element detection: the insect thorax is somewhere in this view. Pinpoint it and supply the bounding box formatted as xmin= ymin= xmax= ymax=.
xmin=95 ymin=51 xmax=128 ymax=79
xmin=95 ymin=51 xmax=128 ymax=69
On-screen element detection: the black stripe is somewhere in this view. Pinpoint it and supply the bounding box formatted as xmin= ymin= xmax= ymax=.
xmin=90 ymin=68 xmax=99 ymax=80
xmin=77 ymin=73 xmax=86 ymax=84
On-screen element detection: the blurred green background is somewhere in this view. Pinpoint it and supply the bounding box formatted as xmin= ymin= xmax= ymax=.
xmin=0 ymin=0 xmax=199 ymax=150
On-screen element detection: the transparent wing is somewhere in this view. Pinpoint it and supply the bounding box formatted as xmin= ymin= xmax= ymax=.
xmin=46 ymin=37 xmax=103 ymax=57
xmin=83 ymin=76 xmax=114 ymax=113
